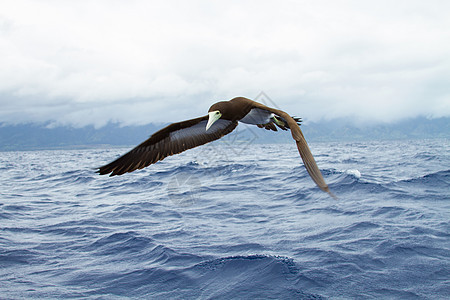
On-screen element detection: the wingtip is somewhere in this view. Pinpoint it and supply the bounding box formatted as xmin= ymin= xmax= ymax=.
xmin=96 ymin=167 xmax=111 ymax=176
xmin=323 ymin=186 xmax=337 ymax=200
xmin=328 ymin=190 xmax=338 ymax=200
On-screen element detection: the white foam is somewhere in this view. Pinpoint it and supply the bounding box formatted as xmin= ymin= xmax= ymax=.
xmin=346 ymin=169 xmax=361 ymax=179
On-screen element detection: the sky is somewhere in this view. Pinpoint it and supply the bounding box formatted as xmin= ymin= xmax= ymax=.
xmin=0 ymin=0 xmax=449 ymax=128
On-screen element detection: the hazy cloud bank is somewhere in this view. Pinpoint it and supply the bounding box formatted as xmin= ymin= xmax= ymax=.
xmin=1 ymin=0 xmax=449 ymax=127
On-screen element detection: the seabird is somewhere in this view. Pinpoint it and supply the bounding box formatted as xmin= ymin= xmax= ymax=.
xmin=97 ymin=97 xmax=335 ymax=198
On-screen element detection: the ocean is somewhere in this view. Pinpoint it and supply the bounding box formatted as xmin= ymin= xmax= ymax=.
xmin=0 ymin=139 xmax=449 ymax=299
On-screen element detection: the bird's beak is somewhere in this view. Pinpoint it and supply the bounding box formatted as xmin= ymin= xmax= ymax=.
xmin=206 ymin=111 xmax=221 ymax=131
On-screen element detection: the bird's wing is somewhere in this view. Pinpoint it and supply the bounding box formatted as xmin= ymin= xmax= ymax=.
xmin=250 ymin=101 xmax=336 ymax=198
xmin=97 ymin=116 xmax=238 ymax=176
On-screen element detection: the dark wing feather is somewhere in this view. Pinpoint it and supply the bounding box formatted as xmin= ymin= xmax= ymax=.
xmin=249 ymin=100 xmax=336 ymax=199
xmin=97 ymin=116 xmax=238 ymax=176
xmin=257 ymin=116 xmax=301 ymax=132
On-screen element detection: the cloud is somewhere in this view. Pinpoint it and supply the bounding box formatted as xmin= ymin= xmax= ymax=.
xmin=0 ymin=0 xmax=449 ymax=127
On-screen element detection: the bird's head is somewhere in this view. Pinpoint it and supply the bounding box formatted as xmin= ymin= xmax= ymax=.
xmin=206 ymin=101 xmax=228 ymax=131
xmin=206 ymin=110 xmax=221 ymax=131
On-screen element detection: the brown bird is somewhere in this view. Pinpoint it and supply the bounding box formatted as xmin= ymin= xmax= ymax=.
xmin=97 ymin=97 xmax=335 ymax=198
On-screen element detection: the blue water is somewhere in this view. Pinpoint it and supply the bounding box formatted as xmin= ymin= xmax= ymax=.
xmin=1 ymin=139 xmax=449 ymax=299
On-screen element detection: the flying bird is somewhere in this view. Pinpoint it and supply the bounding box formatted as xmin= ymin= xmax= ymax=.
xmin=97 ymin=97 xmax=335 ymax=198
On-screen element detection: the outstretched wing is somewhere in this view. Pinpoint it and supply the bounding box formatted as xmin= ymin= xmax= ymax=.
xmin=250 ymin=101 xmax=336 ymax=198
xmin=97 ymin=116 xmax=238 ymax=176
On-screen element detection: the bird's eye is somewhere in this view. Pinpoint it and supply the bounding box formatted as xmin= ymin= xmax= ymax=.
xmin=216 ymin=112 xmax=220 ymax=115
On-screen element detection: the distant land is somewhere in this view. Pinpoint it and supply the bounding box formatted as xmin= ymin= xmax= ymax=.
xmin=0 ymin=116 xmax=449 ymax=151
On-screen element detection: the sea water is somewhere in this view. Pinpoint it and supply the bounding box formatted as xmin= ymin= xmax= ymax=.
xmin=0 ymin=139 xmax=449 ymax=299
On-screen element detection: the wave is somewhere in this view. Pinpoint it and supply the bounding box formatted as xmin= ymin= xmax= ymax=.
xmin=60 ymin=235 xmax=324 ymax=299
xmin=183 ymin=255 xmax=325 ymax=299
xmin=312 ymin=168 xmax=450 ymax=201
xmin=398 ymin=169 xmax=449 ymax=185
xmin=387 ymin=169 xmax=450 ymax=200
xmin=324 ymin=169 xmax=391 ymax=196
xmin=83 ymin=231 xmax=154 ymax=255
xmin=0 ymin=249 xmax=44 ymax=266
xmin=82 ymin=254 xmax=323 ymax=299
xmin=413 ymin=152 xmax=441 ymax=161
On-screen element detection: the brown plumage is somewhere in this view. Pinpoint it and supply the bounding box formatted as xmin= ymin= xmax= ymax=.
xmin=97 ymin=97 xmax=335 ymax=198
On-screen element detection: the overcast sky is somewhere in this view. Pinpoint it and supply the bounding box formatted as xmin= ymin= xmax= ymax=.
xmin=1 ymin=0 xmax=449 ymax=127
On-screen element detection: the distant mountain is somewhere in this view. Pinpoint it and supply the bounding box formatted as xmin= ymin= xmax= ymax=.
xmin=0 ymin=123 xmax=162 ymax=151
xmin=302 ymin=116 xmax=450 ymax=142
xmin=0 ymin=117 xmax=448 ymax=151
